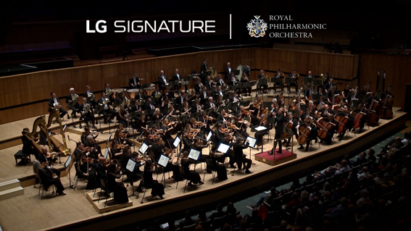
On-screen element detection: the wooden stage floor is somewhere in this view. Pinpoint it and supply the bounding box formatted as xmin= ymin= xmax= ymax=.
xmin=0 ymin=108 xmax=407 ymax=231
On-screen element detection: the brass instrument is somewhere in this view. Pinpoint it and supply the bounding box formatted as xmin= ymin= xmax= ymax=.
xmin=295 ymin=73 xmax=300 ymax=78
xmin=106 ymin=88 xmax=113 ymax=97
xmin=155 ymin=91 xmax=162 ymax=99
xmin=81 ymin=103 xmax=91 ymax=115
xmin=87 ymin=92 xmax=95 ymax=102
xmin=66 ymin=94 xmax=79 ymax=109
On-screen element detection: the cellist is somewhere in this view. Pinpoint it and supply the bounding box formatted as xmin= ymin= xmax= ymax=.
xmin=297 ymin=116 xmax=318 ymax=152
xmin=284 ymin=112 xmax=299 ymax=147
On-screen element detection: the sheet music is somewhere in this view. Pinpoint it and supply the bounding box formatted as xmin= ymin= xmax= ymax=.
xmin=217 ymin=143 xmax=230 ymax=154
xmin=64 ymin=155 xmax=72 ymax=168
xmin=126 ymin=159 xmax=137 ymax=172
xmin=139 ymin=143 xmax=148 ymax=155
xmin=158 ymin=154 xmax=170 ymax=167
xmin=173 ymin=136 xmax=181 ymax=148
xmin=255 ymin=126 xmax=267 ymax=131
xmin=206 ymin=131 xmax=212 ymax=142
xmin=188 ymin=149 xmax=201 ymax=161
xmin=63 ymin=125 xmax=67 ymax=132
xmin=245 ymin=137 xmax=257 ymax=148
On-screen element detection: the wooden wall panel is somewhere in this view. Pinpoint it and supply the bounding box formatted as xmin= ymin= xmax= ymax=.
xmin=359 ymin=53 xmax=411 ymax=108
xmin=0 ymin=48 xmax=357 ymax=124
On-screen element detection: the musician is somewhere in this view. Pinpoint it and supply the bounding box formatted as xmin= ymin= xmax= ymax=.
xmin=161 ymin=119 xmax=175 ymax=148
xmin=224 ymin=62 xmax=232 ymax=80
xmin=351 ymin=104 xmax=366 ymax=132
xmin=21 ymin=128 xmax=39 ymax=160
xmin=151 ymin=138 xmax=183 ymax=181
xmin=327 ymin=86 xmax=341 ymax=104
xmin=129 ymin=98 xmax=142 ymax=114
xmin=235 ymin=114 xmax=250 ymax=139
xmin=98 ymin=92 xmax=116 ymax=124
xmin=81 ymin=127 xmax=96 ymax=147
xmin=205 ymin=96 xmax=217 ymax=111
xmin=104 ymin=83 xmax=114 ymax=103
xmin=307 ymin=70 xmax=314 ymax=79
xmin=199 ymin=86 xmax=208 ymax=104
xmin=86 ymin=135 xmax=102 ymax=158
xmin=216 ymin=74 xmax=225 ymax=87
xmin=74 ymin=142 xmax=90 ymax=179
xmin=241 ymin=72 xmax=251 ymax=96
xmin=158 ymin=70 xmax=168 ymax=94
xmin=287 ymin=70 xmax=299 ymax=94
xmin=172 ymin=68 xmax=185 ymax=92
xmin=48 ymin=92 xmax=68 ymax=118
xmin=129 ymin=73 xmax=141 ymax=89
xmin=200 ymin=59 xmax=208 ymax=83
xmin=117 ymin=105 xmax=129 ymax=127
xmin=305 ymin=84 xmax=315 ymax=102
xmin=143 ymin=160 xmax=165 ymax=199
xmin=271 ymin=108 xmax=285 ymax=154
xmin=175 ymin=91 xmax=185 ymax=109
xmin=232 ymin=137 xmax=252 ymax=173
xmin=228 ymin=72 xmax=238 ymax=86
xmin=194 ymin=78 xmax=203 ymax=95
xmin=38 ymin=146 xmax=57 ymax=165
xmin=106 ymin=162 xmax=128 ymax=203
xmin=208 ymin=145 xmax=228 ymax=181
xmin=78 ymin=98 xmax=96 ymax=129
xmin=216 ymin=95 xmax=226 ymax=108
xmin=334 ymin=106 xmax=351 ymax=141
xmin=253 ymin=113 xmax=269 ymax=146
xmin=284 ymin=113 xmax=299 ymax=147
xmin=192 ymin=99 xmax=203 ymax=114
xmin=364 ymin=92 xmax=381 ymax=107
xmin=324 ymin=78 xmax=335 ymax=94
xmin=181 ymin=151 xmax=204 ymax=186
xmin=151 ymin=86 xmax=162 ymax=106
xmin=273 ymin=69 xmax=284 ymax=93
xmin=297 ymin=118 xmax=318 ymax=151
xmin=257 ymin=70 xmax=268 ymax=92
xmin=223 ymin=133 xmax=236 ymax=168
xmin=205 ymin=76 xmax=214 ymax=91
xmin=144 ymin=97 xmax=156 ymax=111
xmin=84 ymin=85 xmax=97 ymax=107
xmin=66 ymin=88 xmax=79 ymax=118
xmin=38 ymin=159 xmax=66 ymax=195
xmin=214 ymin=123 xmax=226 ymax=143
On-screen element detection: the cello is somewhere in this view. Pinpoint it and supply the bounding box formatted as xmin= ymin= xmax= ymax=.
xmin=297 ymin=121 xmax=311 ymax=145
xmin=316 ymin=117 xmax=335 ymax=141
xmin=352 ymin=105 xmax=366 ymax=129
xmin=379 ymin=84 xmax=393 ymax=119
xmin=367 ymin=91 xmax=380 ymax=126
xmin=334 ymin=113 xmax=349 ymax=134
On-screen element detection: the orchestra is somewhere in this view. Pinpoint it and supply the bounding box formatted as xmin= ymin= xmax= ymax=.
xmin=26 ymin=59 xmax=395 ymax=202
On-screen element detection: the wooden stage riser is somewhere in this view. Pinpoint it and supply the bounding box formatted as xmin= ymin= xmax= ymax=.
xmin=45 ymin=112 xmax=407 ymax=231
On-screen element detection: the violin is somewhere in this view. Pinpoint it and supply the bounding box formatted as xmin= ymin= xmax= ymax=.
xmin=115 ymin=143 xmax=126 ymax=149
xmin=219 ymin=127 xmax=230 ymax=134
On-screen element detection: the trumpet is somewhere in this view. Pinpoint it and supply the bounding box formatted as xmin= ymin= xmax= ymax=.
xmin=155 ymin=91 xmax=162 ymax=99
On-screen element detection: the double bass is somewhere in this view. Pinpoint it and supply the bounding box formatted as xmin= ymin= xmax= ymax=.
xmin=378 ymin=85 xmax=393 ymax=119
xmin=367 ymin=91 xmax=380 ymax=126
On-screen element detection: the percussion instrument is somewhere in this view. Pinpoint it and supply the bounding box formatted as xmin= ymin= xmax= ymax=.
xmin=127 ymin=89 xmax=140 ymax=99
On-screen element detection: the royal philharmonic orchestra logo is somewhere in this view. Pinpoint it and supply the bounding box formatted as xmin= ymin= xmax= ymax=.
xmin=247 ymin=15 xmax=268 ymax=38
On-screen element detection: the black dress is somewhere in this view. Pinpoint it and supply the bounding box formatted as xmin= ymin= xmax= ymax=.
xmin=107 ymin=172 xmax=128 ymax=203
xmin=143 ymin=168 xmax=165 ymax=197
xmin=208 ymin=155 xmax=228 ymax=181
xmin=181 ymin=158 xmax=201 ymax=184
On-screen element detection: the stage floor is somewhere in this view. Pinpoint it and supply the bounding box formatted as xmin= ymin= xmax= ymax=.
xmin=0 ymin=108 xmax=407 ymax=231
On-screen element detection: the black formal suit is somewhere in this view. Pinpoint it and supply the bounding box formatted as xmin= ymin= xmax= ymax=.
xmin=38 ymin=167 xmax=64 ymax=192
xmin=83 ymin=91 xmax=97 ymax=107
xmin=97 ymin=97 xmax=115 ymax=123
xmin=173 ymin=73 xmax=186 ymax=91
xmin=205 ymin=80 xmax=213 ymax=91
xmin=191 ymin=103 xmax=202 ymax=114
xmin=272 ymin=113 xmax=284 ymax=153
xmin=144 ymin=102 xmax=155 ymax=111
xmin=232 ymin=142 xmax=252 ymax=170
xmin=204 ymin=101 xmax=216 ymax=110
xmin=224 ymin=66 xmax=233 ymax=79
xmin=199 ymin=91 xmax=208 ymax=104
xmin=48 ymin=97 xmax=67 ymax=118
xmin=128 ymin=77 xmax=140 ymax=88
xmin=194 ymin=82 xmax=202 ymax=95
xmin=175 ymin=95 xmax=185 ymax=108
xmin=216 ymin=78 xmax=225 ymax=86
xmin=158 ymin=75 xmax=168 ymax=92
xmin=257 ymin=73 xmax=268 ymax=91
xmin=287 ymin=73 xmax=299 ymax=93
xmin=200 ymin=62 xmax=207 ymax=83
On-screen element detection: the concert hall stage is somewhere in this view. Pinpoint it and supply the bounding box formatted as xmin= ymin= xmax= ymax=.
xmin=0 ymin=108 xmax=407 ymax=231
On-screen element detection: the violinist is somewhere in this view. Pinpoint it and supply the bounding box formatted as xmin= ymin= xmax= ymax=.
xmin=232 ymin=137 xmax=252 ymax=174
xmin=181 ymin=151 xmax=204 ymax=186
xmin=205 ymin=76 xmax=214 ymax=90
xmin=74 ymin=143 xmax=90 ymax=180
xmin=152 ymin=108 xmax=163 ymax=121
xmin=144 ymin=97 xmax=156 ymax=111
xmin=223 ymin=133 xmax=236 ymax=168
xmin=249 ymin=99 xmax=261 ymax=125
xmin=235 ymin=114 xmax=250 ymax=139
xmin=161 ymin=118 xmax=175 ymax=148
xmin=269 ymin=99 xmax=278 ymax=117
xmin=214 ymin=123 xmax=226 ymax=143
xmin=143 ymin=160 xmax=165 ymax=199
xmin=205 ymin=96 xmax=216 ymax=110
xmin=193 ymin=137 xmax=211 ymax=170
xmin=134 ymin=114 xmax=148 ymax=133
xmin=287 ymin=70 xmax=299 ymax=94
xmin=86 ymin=135 xmax=102 ymax=158
xmin=80 ymin=127 xmax=97 ymax=147
xmin=182 ymin=131 xmax=193 ymax=152
xmin=160 ymin=95 xmax=172 ymax=115
xmin=241 ymin=72 xmax=251 ymax=96
xmin=324 ymin=78 xmax=335 ymax=95
xmin=257 ymin=69 xmax=268 ymax=92
xmin=115 ymin=124 xmax=132 ymax=146
xmin=187 ymin=90 xmax=197 ymax=106
xmin=273 ymin=69 xmax=284 ymax=93
xmin=271 ymin=108 xmax=285 ymax=154
xmin=110 ymin=139 xmax=122 ymax=160
xmin=151 ymin=138 xmax=183 ymax=181
xmin=208 ymin=145 xmax=228 ymax=181
xmin=201 ymin=111 xmax=213 ymax=134
xmin=106 ymin=162 xmax=128 ymax=203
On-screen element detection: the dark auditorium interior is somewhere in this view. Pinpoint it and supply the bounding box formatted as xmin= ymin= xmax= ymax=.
xmin=1 ymin=1 xmax=411 ymax=231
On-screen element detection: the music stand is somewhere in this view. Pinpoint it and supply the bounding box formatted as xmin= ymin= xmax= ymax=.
xmin=139 ymin=142 xmax=149 ymax=156
xmin=125 ymin=158 xmax=138 ymax=196
xmin=254 ymin=125 xmax=267 ymax=151
xmin=64 ymin=155 xmax=74 ymax=188
xmin=173 ymin=136 xmax=181 ymax=161
xmin=217 ymin=143 xmax=231 ymax=155
xmin=245 ymin=136 xmax=257 ymax=164
xmin=157 ymin=154 xmax=170 ymax=187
